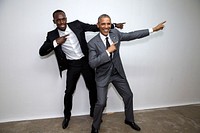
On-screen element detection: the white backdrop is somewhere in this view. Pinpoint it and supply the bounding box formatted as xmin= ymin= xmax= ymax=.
xmin=0 ymin=0 xmax=200 ymax=123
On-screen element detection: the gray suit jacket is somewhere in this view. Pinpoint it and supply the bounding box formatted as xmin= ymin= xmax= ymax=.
xmin=88 ymin=28 xmax=149 ymax=87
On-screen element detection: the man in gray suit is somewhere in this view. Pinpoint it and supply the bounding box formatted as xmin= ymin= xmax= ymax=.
xmin=88 ymin=14 xmax=166 ymax=133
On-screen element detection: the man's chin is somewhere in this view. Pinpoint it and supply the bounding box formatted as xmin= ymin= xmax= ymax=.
xmin=102 ymin=33 xmax=109 ymax=36
xmin=58 ymin=27 xmax=66 ymax=31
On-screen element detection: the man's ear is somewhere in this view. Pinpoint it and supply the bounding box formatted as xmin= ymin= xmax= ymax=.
xmin=97 ymin=23 xmax=99 ymax=28
xmin=53 ymin=20 xmax=56 ymax=24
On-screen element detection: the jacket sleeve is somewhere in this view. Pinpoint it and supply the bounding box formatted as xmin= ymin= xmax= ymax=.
xmin=78 ymin=20 xmax=115 ymax=32
xmin=119 ymin=29 xmax=150 ymax=41
xmin=39 ymin=32 xmax=55 ymax=56
xmin=88 ymin=40 xmax=110 ymax=69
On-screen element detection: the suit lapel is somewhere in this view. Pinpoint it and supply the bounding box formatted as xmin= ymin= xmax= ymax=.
xmin=109 ymin=31 xmax=118 ymax=44
xmin=96 ymin=33 xmax=107 ymax=52
xmin=49 ymin=29 xmax=59 ymax=41
xmin=109 ymin=31 xmax=118 ymax=57
xmin=96 ymin=31 xmax=118 ymax=55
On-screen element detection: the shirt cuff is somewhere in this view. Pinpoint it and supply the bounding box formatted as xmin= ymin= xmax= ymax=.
xmin=53 ymin=40 xmax=58 ymax=48
xmin=149 ymin=28 xmax=153 ymax=34
xmin=106 ymin=50 xmax=110 ymax=56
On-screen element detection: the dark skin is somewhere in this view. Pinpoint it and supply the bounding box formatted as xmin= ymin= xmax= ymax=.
xmin=52 ymin=12 xmax=126 ymax=45
xmin=53 ymin=12 xmax=68 ymax=45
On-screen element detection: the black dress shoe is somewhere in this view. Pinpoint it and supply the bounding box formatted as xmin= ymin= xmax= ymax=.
xmin=91 ymin=125 xmax=99 ymax=133
xmin=125 ymin=120 xmax=141 ymax=131
xmin=62 ymin=118 xmax=70 ymax=129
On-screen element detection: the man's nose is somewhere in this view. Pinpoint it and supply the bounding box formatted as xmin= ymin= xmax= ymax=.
xmin=61 ymin=19 xmax=65 ymax=24
xmin=105 ymin=24 xmax=109 ymax=28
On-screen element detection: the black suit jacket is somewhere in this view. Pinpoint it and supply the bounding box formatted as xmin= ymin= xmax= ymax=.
xmin=39 ymin=20 xmax=100 ymax=77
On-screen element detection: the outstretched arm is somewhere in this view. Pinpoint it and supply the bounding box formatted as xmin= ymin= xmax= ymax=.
xmin=152 ymin=21 xmax=166 ymax=32
xmin=115 ymin=21 xmax=166 ymax=31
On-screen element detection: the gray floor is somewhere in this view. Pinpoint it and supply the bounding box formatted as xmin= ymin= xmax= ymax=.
xmin=0 ymin=104 xmax=200 ymax=133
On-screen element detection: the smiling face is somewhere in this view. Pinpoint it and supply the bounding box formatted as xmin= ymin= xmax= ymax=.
xmin=53 ymin=11 xmax=67 ymax=31
xmin=97 ymin=14 xmax=111 ymax=36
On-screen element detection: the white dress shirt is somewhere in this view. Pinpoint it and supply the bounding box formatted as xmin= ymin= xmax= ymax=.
xmin=53 ymin=27 xmax=84 ymax=60
xmin=99 ymin=33 xmax=113 ymax=56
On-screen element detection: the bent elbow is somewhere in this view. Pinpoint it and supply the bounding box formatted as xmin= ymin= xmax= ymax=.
xmin=39 ymin=49 xmax=45 ymax=56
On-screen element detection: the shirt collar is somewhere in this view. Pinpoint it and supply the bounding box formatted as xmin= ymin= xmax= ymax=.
xmin=57 ymin=26 xmax=71 ymax=36
xmin=99 ymin=33 xmax=110 ymax=41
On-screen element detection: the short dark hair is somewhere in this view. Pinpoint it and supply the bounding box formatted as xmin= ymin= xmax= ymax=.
xmin=53 ymin=10 xmax=65 ymax=19
xmin=98 ymin=14 xmax=111 ymax=23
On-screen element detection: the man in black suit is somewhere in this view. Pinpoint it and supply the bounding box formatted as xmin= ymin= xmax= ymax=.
xmin=39 ymin=10 xmax=125 ymax=129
